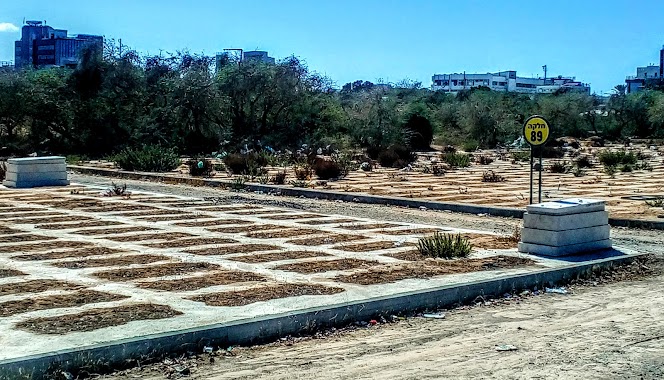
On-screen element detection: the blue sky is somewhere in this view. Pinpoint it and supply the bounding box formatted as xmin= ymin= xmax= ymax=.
xmin=1 ymin=0 xmax=663 ymax=94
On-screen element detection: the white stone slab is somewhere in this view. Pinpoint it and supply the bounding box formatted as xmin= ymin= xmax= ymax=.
xmin=5 ymin=162 xmax=67 ymax=174
xmin=6 ymin=171 xmax=69 ymax=182
xmin=523 ymin=211 xmax=609 ymax=231
xmin=7 ymin=156 xmax=67 ymax=166
xmin=518 ymin=239 xmax=612 ymax=257
xmin=526 ymin=198 xmax=605 ymax=216
xmin=521 ymin=225 xmax=610 ymax=246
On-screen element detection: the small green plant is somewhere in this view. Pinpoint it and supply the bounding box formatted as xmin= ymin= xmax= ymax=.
xmin=574 ymin=156 xmax=593 ymax=168
xmin=620 ymin=164 xmax=634 ymax=173
xmin=104 ymin=182 xmax=130 ymax=197
xmin=271 ymin=171 xmax=287 ymax=185
xmin=603 ymin=165 xmax=617 ymax=177
xmin=230 ymin=176 xmax=247 ymax=191
xmin=290 ymin=180 xmax=310 ymax=188
xmin=417 ymin=233 xmax=472 ymax=259
xmin=548 ymin=161 xmax=569 ymax=174
xmin=113 ymin=145 xmax=181 ymax=172
xmin=482 ymin=170 xmax=505 ymax=182
xmin=257 ymin=174 xmax=270 ymax=184
xmin=294 ymin=164 xmax=312 ymax=180
xmin=645 ymin=197 xmax=664 ymax=208
xmin=442 ymin=152 xmax=470 ymax=168
xmin=187 ymin=158 xmax=213 ymax=177
xmin=510 ymin=150 xmax=530 ymax=162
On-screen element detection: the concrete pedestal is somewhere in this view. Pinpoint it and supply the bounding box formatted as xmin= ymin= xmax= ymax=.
xmin=518 ymin=198 xmax=612 ymax=257
xmin=2 ymin=156 xmax=69 ymax=188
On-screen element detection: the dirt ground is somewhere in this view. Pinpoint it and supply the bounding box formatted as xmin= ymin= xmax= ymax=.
xmin=63 ymin=174 xmax=664 ymax=380
xmin=104 ymin=258 xmax=664 ymax=380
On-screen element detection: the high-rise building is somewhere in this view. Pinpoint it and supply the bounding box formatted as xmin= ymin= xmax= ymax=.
xmin=14 ymin=21 xmax=103 ymax=69
xmin=242 ymin=51 xmax=275 ymax=64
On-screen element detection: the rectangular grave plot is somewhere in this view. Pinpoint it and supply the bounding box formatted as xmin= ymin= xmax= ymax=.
xmin=336 ymin=256 xmax=535 ymax=285
xmin=245 ymin=228 xmax=322 ymax=239
xmin=0 ymin=280 xmax=83 ymax=296
xmin=0 ymin=241 xmax=92 ymax=254
xmin=165 ymin=202 xmax=215 ymax=208
xmin=332 ymin=241 xmax=412 ymax=252
xmin=286 ymin=234 xmax=367 ymax=246
xmin=192 ymin=205 xmax=262 ymax=212
xmin=383 ymin=249 xmax=423 ymax=262
xmin=142 ymin=238 xmax=238 ymax=249
xmin=136 ymin=215 xmax=198 ymax=222
xmin=188 ymin=283 xmax=345 ymax=307
xmin=13 ymin=247 xmax=126 ymax=261
xmin=71 ymin=226 xmax=158 ymax=236
xmin=103 ymin=232 xmax=195 ymax=242
xmin=42 ymin=199 xmax=105 ymax=209
xmin=186 ymin=244 xmax=280 ymax=256
xmin=0 ymin=207 xmax=41 ymax=213
xmin=93 ymin=262 xmax=220 ymax=281
xmin=12 ymin=216 xmax=94 ymax=225
xmin=0 ymin=268 xmax=26 ymax=278
xmin=138 ymin=271 xmax=267 ymax=291
xmin=0 ymin=234 xmax=56 ymax=244
xmin=296 ymin=218 xmax=359 ymax=225
xmin=207 ymin=224 xmax=282 ymax=234
xmin=377 ymin=228 xmax=449 ymax=236
xmin=0 ymin=226 xmax=22 ymax=235
xmin=0 ymin=211 xmax=64 ymax=219
xmin=336 ymin=223 xmax=403 ymax=231
xmin=16 ymin=304 xmax=183 ymax=335
xmin=51 ymin=254 xmax=170 ymax=269
xmin=230 ymin=250 xmax=332 ymax=263
xmin=173 ymin=219 xmax=252 ymax=228
xmin=226 ymin=210 xmax=287 ymax=216
xmin=81 ymin=205 xmax=159 ymax=213
xmin=274 ymin=259 xmax=378 ymax=274
xmin=110 ymin=210 xmax=189 ymax=217
xmin=260 ymin=213 xmax=324 ymax=220
xmin=36 ymin=220 xmax=123 ymax=230
xmin=0 ymin=290 xmax=128 ymax=317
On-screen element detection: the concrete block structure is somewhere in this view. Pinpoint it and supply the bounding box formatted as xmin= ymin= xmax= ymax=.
xmin=2 ymin=156 xmax=69 ymax=188
xmin=518 ymin=198 xmax=612 ymax=257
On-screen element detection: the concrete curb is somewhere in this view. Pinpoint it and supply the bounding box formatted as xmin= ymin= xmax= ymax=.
xmin=0 ymin=252 xmax=642 ymax=379
xmin=69 ymin=166 xmax=664 ymax=230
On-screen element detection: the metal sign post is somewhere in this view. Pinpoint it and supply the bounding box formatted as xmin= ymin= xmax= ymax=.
xmin=523 ymin=115 xmax=550 ymax=204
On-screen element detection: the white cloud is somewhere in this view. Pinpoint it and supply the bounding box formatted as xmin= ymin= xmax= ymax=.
xmin=0 ymin=23 xmax=19 ymax=33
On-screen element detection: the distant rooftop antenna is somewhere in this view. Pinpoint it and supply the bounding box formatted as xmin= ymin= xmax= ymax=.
xmin=542 ymin=65 xmax=548 ymax=81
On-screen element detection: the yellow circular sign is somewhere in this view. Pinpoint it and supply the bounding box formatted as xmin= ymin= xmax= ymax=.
xmin=523 ymin=115 xmax=550 ymax=146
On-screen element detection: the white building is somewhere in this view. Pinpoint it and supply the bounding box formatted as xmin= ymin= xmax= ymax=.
xmin=431 ymin=70 xmax=590 ymax=94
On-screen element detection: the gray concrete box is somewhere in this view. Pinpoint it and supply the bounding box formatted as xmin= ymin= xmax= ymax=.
xmin=518 ymin=239 xmax=612 ymax=257
xmin=2 ymin=156 xmax=69 ymax=188
xmin=523 ymin=211 xmax=609 ymax=231
xmin=521 ymin=225 xmax=610 ymax=246
xmin=526 ymin=198 xmax=605 ymax=216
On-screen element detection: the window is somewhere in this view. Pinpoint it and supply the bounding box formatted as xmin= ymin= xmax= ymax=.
xmin=452 ymin=80 xmax=458 ymax=86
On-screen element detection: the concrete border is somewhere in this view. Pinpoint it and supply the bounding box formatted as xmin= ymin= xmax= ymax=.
xmin=69 ymin=165 xmax=664 ymax=230
xmin=0 ymin=251 xmax=642 ymax=379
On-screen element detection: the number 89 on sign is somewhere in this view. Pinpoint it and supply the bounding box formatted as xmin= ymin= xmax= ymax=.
xmin=523 ymin=115 xmax=550 ymax=146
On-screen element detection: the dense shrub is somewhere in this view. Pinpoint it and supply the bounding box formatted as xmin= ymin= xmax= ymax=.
xmin=417 ymin=233 xmax=472 ymax=259
xmin=377 ymin=145 xmax=417 ymax=168
xmin=477 ymin=155 xmax=494 ymax=165
xmin=187 ymin=158 xmax=213 ymax=177
xmin=482 ymin=170 xmax=505 ymax=182
xmin=113 ymin=145 xmax=180 ymax=172
xmin=574 ymin=156 xmax=594 ymax=168
xmin=442 ymin=152 xmax=471 ymax=168
xmin=510 ymin=150 xmax=530 ymax=162
xmin=294 ymin=164 xmax=312 ymax=180
xmin=597 ymin=150 xmax=638 ymax=167
xmin=271 ymin=171 xmax=287 ymax=184
xmin=548 ymin=161 xmax=570 ymax=173
xmin=404 ymin=114 xmax=434 ymax=150
xmin=313 ymin=159 xmax=342 ymax=180
xmin=223 ymin=153 xmax=267 ymax=175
